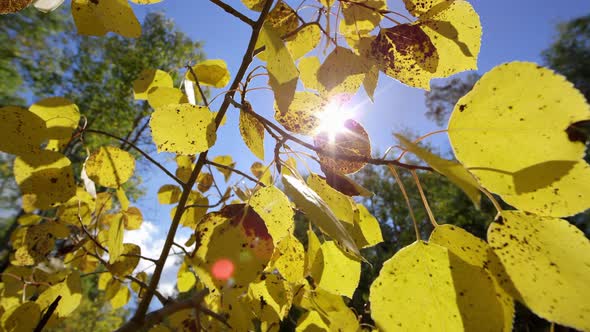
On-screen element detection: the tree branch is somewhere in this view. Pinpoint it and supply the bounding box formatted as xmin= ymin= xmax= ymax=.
xmin=206 ymin=159 xmax=264 ymax=186
xmin=33 ymin=295 xmax=61 ymax=332
xmin=85 ymin=128 xmax=185 ymax=186
xmin=209 ymin=0 xmax=255 ymax=26
xmin=120 ymin=1 xmax=276 ymax=329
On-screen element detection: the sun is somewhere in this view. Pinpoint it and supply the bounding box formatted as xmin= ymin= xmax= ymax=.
xmin=315 ymin=99 xmax=355 ymax=142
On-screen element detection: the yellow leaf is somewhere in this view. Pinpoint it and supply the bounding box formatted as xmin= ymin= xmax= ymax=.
xmin=312 ymin=241 xmax=360 ymax=298
xmin=298 ymin=56 xmax=323 ymax=92
xmin=29 ymin=97 xmax=79 ymax=150
xmin=150 ymin=104 xmax=217 ymax=155
xmin=322 ymin=168 xmax=373 ymax=197
xmin=370 ymin=24 xmax=439 ymax=89
xmin=193 ymin=205 xmax=274 ymax=290
xmin=348 ymin=203 xmax=383 ymax=249
xmin=36 ymin=271 xmax=82 ymax=318
xmin=248 ymin=274 xmax=293 ymax=324
xmin=340 ymin=0 xmax=385 ymax=34
xmin=265 ymin=1 xmax=299 ymax=36
xmin=370 ymin=241 xmax=464 ymax=330
xmin=260 ymin=24 xmax=299 ymax=85
xmin=71 ymin=0 xmax=141 ymax=38
xmin=133 ymin=69 xmax=173 ymax=100
xmin=197 ymin=172 xmax=213 ymax=192
xmin=269 ymin=234 xmax=305 ymax=283
xmin=177 ymin=262 xmax=196 ymax=293
xmin=285 ymin=24 xmax=322 ymax=60
xmin=296 ymin=311 xmax=329 ymax=331
xmin=2 ymin=302 xmax=40 ymax=332
xmin=212 ymin=155 xmax=235 ymax=181
xmin=419 ymin=0 xmax=481 ymax=79
xmin=317 ymin=47 xmax=367 ymax=96
xmin=430 ymin=224 xmax=515 ymax=332
xmin=295 ymin=286 xmax=360 ymax=330
xmin=249 ymin=186 xmax=294 ymax=245
xmin=307 ymin=173 xmax=354 ymax=224
xmin=274 ymin=91 xmax=324 ymax=135
xmin=110 ymin=285 xmax=130 ymax=309
xmin=488 ymin=211 xmax=590 ymax=331
xmin=250 ymin=161 xmax=273 ymax=186
xmin=314 ymin=119 xmax=371 ymax=174
xmin=401 ymin=0 xmax=445 ymax=17
xmin=448 ymin=62 xmax=590 ymax=217
xmin=108 ymin=213 xmax=124 ymax=263
xmin=282 ymin=174 xmax=360 ymax=259
xmin=116 ymin=187 xmax=130 ymax=210
xmin=98 ymin=271 xmax=112 ymax=290
xmin=130 ymin=271 xmax=147 ymax=296
xmin=86 ymin=146 xmax=135 ymax=189
xmin=0 ymin=106 xmax=46 ymax=155
xmin=157 ymin=184 xmax=182 ymax=204
xmin=239 ymin=104 xmax=265 ymax=160
xmin=185 ymin=59 xmax=231 ymax=88
xmin=242 ymin=0 xmax=265 ymax=11
xmin=147 ymin=87 xmax=189 ymax=109
xmin=171 ymin=191 xmax=209 ymax=228
xmin=14 ymin=150 xmax=76 ymax=210
xmin=109 ymin=243 xmax=140 ymax=276
xmin=305 ymin=228 xmax=321 ymax=277
xmin=123 ymin=207 xmax=143 ymax=230
xmin=396 ymin=133 xmax=481 ymax=207
xmin=363 ymin=63 xmax=379 ymax=101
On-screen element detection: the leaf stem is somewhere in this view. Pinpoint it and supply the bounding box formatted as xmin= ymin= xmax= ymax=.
xmin=411 ymin=170 xmax=438 ymax=227
xmin=388 ymin=165 xmax=420 ymax=241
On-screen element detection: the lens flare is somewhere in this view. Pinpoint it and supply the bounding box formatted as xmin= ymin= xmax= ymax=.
xmin=211 ymin=258 xmax=234 ymax=280
xmin=315 ymin=99 xmax=354 ymax=142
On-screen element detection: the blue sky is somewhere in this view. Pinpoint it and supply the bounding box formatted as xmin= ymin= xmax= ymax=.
xmin=123 ymin=0 xmax=590 ymax=301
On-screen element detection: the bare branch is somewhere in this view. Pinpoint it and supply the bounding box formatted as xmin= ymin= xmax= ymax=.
xmin=209 ymin=0 xmax=255 ymax=26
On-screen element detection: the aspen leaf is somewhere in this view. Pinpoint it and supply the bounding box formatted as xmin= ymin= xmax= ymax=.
xmin=260 ymin=24 xmax=298 ymax=85
xmin=116 ymin=187 xmax=130 ymax=210
xmin=340 ymin=0 xmax=385 ymax=34
xmin=396 ymin=133 xmax=481 ymax=207
xmin=430 ymin=224 xmax=515 ymax=332
xmin=269 ymin=234 xmax=305 ymax=283
xmin=71 ymin=0 xmax=141 ymax=38
xmin=285 ymin=24 xmax=321 ymax=60
xmin=197 ymin=172 xmax=213 ymax=192
xmin=313 ymin=241 xmax=361 ymax=298
xmin=108 ymin=213 xmax=124 ymax=264
xmin=314 ymin=119 xmax=371 ymax=174
xmin=133 ymin=69 xmax=173 ymax=100
xmin=307 ymin=173 xmax=354 ymax=224
xmin=110 ymin=243 xmax=140 ymax=276
xmin=321 ymin=168 xmax=373 ymax=197
xmin=171 ymin=191 xmax=208 ymax=228
xmin=131 ymin=271 xmax=147 ymax=296
xmin=86 ymin=146 xmax=135 ymax=188
xmin=347 ymin=203 xmax=383 ymax=249
xmin=2 ymin=302 xmax=40 ymax=332
xmin=488 ymin=211 xmax=590 ymax=331
xmin=305 ymin=228 xmax=321 ymax=276
xmin=296 ymin=286 xmax=360 ymax=330
xmin=448 ymin=62 xmax=590 ymax=217
xmin=402 ymin=0 xmax=445 ymax=17
xmin=110 ymin=285 xmax=130 ymax=309
xmin=265 ymin=0 xmax=298 ymax=37
xmin=150 ymin=104 xmax=217 ymax=155
xmin=317 ymin=47 xmax=367 ymax=96
xmin=29 ymin=97 xmax=79 ymax=150
xmin=363 ymin=63 xmax=379 ymax=101
xmin=370 ymin=241 xmax=464 ymax=330
xmin=193 ymin=205 xmax=274 ymax=290
xmin=418 ymin=0 xmax=482 ymax=79
xmin=249 ymin=186 xmax=294 ymax=246
xmin=123 ymin=207 xmax=142 ymax=230
xmin=98 ymin=272 xmax=112 ymax=290
xmin=14 ymin=150 xmax=76 ymax=210
xmin=212 ymin=155 xmax=235 ymax=181
xmin=147 ymin=87 xmax=189 ymax=109
xmin=296 ymin=311 xmax=329 ymax=331
xmin=185 ymin=59 xmax=231 ymax=88
xmin=0 ymin=106 xmax=47 ymax=155
xmin=0 ymin=0 xmax=33 ymax=14
xmin=239 ymin=105 xmax=265 ymax=160
xmin=36 ymin=271 xmax=82 ymax=318
xmin=298 ymin=56 xmax=323 ymax=92
xmin=250 ymin=161 xmax=273 ymax=186
xmin=371 ymin=24 xmax=439 ymax=90
xmin=242 ymin=0 xmax=265 ymax=11
xmin=248 ymin=273 xmax=293 ymax=324
xmin=282 ymin=174 xmax=360 ymax=258
xmin=177 ymin=263 xmax=196 ymax=293
xmin=275 ymin=91 xmax=324 ymax=135
xmin=157 ymin=184 xmax=182 ymax=204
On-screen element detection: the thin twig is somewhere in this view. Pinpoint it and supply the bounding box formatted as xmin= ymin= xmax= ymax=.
xmin=209 ymin=0 xmax=255 ymax=26
xmin=186 ymin=65 xmax=210 ymax=107
xmin=388 ymin=165 xmax=420 ymax=241
xmin=411 ymin=170 xmax=438 ymax=227
xmin=207 ymin=159 xmax=264 ymax=186
xmin=85 ymin=129 xmax=184 ymax=186
xmin=125 ymin=275 xmax=168 ymax=305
